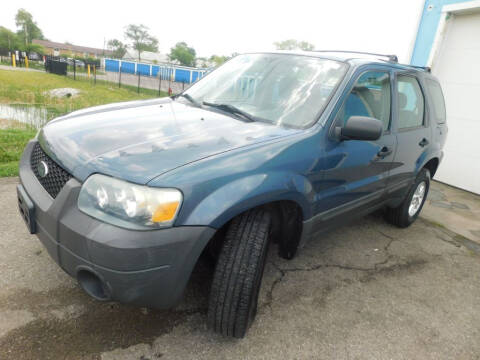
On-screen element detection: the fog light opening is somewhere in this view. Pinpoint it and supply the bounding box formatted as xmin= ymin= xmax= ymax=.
xmin=77 ymin=269 xmax=111 ymax=301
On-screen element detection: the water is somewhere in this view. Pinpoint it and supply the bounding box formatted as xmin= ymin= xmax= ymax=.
xmin=0 ymin=104 xmax=60 ymax=129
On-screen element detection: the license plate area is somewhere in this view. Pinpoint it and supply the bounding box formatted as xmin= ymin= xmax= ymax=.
xmin=17 ymin=184 xmax=36 ymax=234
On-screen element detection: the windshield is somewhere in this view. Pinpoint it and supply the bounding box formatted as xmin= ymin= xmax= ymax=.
xmin=183 ymin=53 xmax=347 ymax=128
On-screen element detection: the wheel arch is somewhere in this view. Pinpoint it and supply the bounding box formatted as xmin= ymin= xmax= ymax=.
xmin=182 ymin=171 xmax=312 ymax=262
xmin=422 ymin=157 xmax=440 ymax=178
xmin=181 ymin=172 xmax=312 ymax=229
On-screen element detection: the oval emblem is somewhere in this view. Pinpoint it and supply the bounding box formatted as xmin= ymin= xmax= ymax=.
xmin=37 ymin=161 xmax=49 ymax=178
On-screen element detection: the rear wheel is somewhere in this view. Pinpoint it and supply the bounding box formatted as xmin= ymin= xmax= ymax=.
xmin=385 ymin=168 xmax=430 ymax=228
xmin=207 ymin=208 xmax=271 ymax=338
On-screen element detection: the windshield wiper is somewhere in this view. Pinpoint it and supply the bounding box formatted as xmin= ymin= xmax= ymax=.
xmin=176 ymin=93 xmax=200 ymax=107
xmin=202 ymin=101 xmax=255 ymax=122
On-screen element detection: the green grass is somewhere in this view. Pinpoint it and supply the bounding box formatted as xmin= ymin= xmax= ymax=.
xmin=0 ymin=69 xmax=166 ymax=110
xmin=0 ymin=68 xmax=169 ymax=177
xmin=0 ymin=128 xmax=37 ymax=177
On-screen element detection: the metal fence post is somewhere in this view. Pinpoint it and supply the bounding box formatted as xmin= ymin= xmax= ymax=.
xmin=73 ymin=59 xmax=76 ymax=80
xmin=137 ymin=71 xmax=140 ymax=93
xmin=158 ymin=74 xmax=162 ymax=96
xmin=119 ymin=66 xmax=122 ymax=88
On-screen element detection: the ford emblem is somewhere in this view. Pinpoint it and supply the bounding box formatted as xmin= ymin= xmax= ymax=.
xmin=37 ymin=161 xmax=49 ymax=178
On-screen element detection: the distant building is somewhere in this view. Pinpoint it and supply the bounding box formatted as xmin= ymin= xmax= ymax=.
xmin=122 ymin=49 xmax=170 ymax=64
xmin=32 ymin=39 xmax=112 ymax=58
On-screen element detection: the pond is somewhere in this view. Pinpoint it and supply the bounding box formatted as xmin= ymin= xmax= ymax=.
xmin=0 ymin=104 xmax=62 ymax=129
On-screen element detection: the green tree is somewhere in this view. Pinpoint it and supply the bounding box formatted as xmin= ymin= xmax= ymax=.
xmin=15 ymin=9 xmax=44 ymax=46
xmin=196 ymin=56 xmax=208 ymax=68
xmin=107 ymin=38 xmax=127 ymax=59
xmin=209 ymin=54 xmax=229 ymax=67
xmin=22 ymin=43 xmax=45 ymax=55
xmin=274 ymin=39 xmax=314 ymax=51
xmin=298 ymin=41 xmax=314 ymax=51
xmin=124 ymin=24 xmax=158 ymax=62
xmin=169 ymin=42 xmax=196 ymax=67
xmin=0 ymin=26 xmax=19 ymax=51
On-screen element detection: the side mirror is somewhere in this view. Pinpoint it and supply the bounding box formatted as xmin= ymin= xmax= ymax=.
xmin=335 ymin=116 xmax=383 ymax=141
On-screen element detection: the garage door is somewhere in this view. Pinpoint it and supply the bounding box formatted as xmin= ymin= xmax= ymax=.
xmin=431 ymin=11 xmax=480 ymax=194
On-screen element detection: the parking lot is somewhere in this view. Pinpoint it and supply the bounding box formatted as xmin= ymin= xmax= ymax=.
xmin=1 ymin=176 xmax=480 ymax=359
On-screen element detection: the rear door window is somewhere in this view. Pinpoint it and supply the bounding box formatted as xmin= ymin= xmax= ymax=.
xmin=396 ymin=75 xmax=425 ymax=129
xmin=426 ymin=79 xmax=446 ymax=124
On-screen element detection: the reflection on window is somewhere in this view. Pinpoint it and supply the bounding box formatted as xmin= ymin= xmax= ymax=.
xmin=426 ymin=79 xmax=446 ymax=124
xmin=337 ymin=71 xmax=391 ymax=130
xmin=184 ymin=54 xmax=347 ymax=128
xmin=397 ymin=76 xmax=425 ymax=129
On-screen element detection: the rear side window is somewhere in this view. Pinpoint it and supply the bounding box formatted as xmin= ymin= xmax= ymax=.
xmin=426 ymin=79 xmax=446 ymax=124
xmin=396 ymin=75 xmax=425 ymax=129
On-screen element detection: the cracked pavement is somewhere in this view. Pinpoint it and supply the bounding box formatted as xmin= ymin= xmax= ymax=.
xmin=1 ymin=176 xmax=480 ymax=359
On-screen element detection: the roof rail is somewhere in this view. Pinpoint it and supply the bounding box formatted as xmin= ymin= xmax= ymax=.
xmin=405 ymin=64 xmax=431 ymax=72
xmin=310 ymin=50 xmax=398 ymax=63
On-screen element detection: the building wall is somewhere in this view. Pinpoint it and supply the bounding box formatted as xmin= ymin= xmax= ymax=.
xmin=410 ymin=0 xmax=475 ymax=66
xmin=42 ymin=47 xmax=98 ymax=58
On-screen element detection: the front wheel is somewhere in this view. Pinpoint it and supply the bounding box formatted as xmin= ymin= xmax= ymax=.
xmin=207 ymin=208 xmax=271 ymax=338
xmin=385 ymin=168 xmax=430 ymax=228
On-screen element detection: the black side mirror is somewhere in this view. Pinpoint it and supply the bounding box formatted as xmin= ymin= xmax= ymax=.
xmin=335 ymin=116 xmax=383 ymax=141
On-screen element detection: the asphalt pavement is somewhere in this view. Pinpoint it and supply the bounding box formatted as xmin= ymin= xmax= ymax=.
xmin=1 ymin=176 xmax=480 ymax=359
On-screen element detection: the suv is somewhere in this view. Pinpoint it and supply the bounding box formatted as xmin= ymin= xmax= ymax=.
xmin=17 ymin=51 xmax=447 ymax=338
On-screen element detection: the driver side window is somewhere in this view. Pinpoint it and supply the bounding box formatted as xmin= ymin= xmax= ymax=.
xmin=337 ymin=71 xmax=391 ymax=131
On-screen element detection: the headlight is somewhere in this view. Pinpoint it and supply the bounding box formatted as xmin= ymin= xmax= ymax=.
xmin=78 ymin=174 xmax=182 ymax=230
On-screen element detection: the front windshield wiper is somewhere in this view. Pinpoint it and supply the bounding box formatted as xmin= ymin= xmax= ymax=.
xmin=175 ymin=93 xmax=200 ymax=107
xmin=202 ymin=101 xmax=255 ymax=122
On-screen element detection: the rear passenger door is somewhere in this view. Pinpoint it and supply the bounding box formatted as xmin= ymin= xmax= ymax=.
xmin=388 ymin=72 xmax=431 ymax=197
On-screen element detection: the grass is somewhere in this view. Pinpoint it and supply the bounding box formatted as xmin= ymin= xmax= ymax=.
xmin=0 ymin=68 xmax=168 ymax=177
xmin=0 ymin=128 xmax=37 ymax=177
xmin=0 ymin=69 xmax=166 ymax=110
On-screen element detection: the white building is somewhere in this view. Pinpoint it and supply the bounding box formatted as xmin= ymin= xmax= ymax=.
xmin=122 ymin=50 xmax=170 ymax=64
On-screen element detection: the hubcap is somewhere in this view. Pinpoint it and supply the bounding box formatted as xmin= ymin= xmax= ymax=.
xmin=408 ymin=181 xmax=426 ymax=217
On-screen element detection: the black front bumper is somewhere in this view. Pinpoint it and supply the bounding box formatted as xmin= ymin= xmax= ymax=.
xmin=18 ymin=141 xmax=215 ymax=309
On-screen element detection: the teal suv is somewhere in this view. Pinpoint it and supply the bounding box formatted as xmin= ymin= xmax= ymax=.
xmin=17 ymin=51 xmax=446 ymax=337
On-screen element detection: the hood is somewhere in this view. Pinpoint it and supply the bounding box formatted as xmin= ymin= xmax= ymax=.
xmin=39 ymin=98 xmax=300 ymax=184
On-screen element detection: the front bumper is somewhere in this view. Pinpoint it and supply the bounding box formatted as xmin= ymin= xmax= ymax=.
xmin=19 ymin=141 xmax=215 ymax=308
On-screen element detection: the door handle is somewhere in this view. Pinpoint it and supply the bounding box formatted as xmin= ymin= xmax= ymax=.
xmin=375 ymin=146 xmax=392 ymax=160
xmin=419 ymin=138 xmax=429 ymax=147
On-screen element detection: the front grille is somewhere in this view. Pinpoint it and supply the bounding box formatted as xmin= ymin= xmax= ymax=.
xmin=31 ymin=142 xmax=73 ymax=198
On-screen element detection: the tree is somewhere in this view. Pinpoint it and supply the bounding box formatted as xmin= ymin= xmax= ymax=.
xmin=107 ymin=38 xmax=127 ymax=59
xmin=209 ymin=54 xmax=229 ymax=67
xmin=124 ymin=24 xmax=158 ymax=62
xmin=169 ymin=42 xmax=196 ymax=67
xmin=0 ymin=26 xmax=19 ymax=51
xmin=196 ymin=56 xmax=208 ymax=68
xmin=298 ymin=41 xmax=314 ymax=51
xmin=274 ymin=39 xmax=314 ymax=51
xmin=15 ymin=9 xmax=44 ymax=46
xmin=22 ymin=43 xmax=45 ymax=55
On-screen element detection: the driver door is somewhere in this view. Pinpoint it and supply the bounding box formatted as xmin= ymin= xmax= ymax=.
xmin=313 ymin=69 xmax=397 ymax=231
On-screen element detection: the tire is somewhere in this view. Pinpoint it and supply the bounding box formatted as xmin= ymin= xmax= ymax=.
xmin=207 ymin=208 xmax=271 ymax=338
xmin=385 ymin=168 xmax=430 ymax=228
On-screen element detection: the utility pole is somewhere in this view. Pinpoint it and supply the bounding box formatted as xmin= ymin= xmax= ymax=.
xmin=24 ymin=23 xmax=28 ymax=46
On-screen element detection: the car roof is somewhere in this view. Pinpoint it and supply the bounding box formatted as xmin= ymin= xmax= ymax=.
xmin=253 ymin=50 xmax=430 ymax=74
